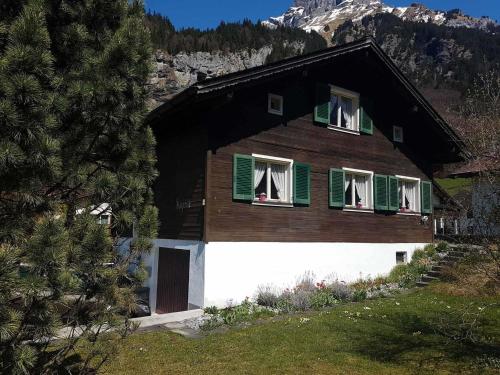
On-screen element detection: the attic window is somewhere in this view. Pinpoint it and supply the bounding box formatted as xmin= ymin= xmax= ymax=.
xmin=393 ymin=126 xmax=404 ymax=143
xmin=329 ymin=86 xmax=360 ymax=132
xmin=268 ymin=94 xmax=283 ymax=116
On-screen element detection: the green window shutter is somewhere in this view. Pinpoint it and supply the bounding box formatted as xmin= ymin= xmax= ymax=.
xmin=314 ymin=83 xmax=330 ymax=124
xmin=293 ymin=162 xmax=311 ymax=206
xmin=388 ymin=176 xmax=399 ymax=211
xmin=421 ymin=181 xmax=433 ymax=214
xmin=360 ymin=96 xmax=374 ymax=135
xmin=374 ymin=174 xmax=388 ymax=211
xmin=329 ymin=168 xmax=345 ymax=208
xmin=233 ymin=154 xmax=254 ymax=201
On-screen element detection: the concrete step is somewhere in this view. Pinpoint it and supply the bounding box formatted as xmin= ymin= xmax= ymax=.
xmin=442 ymin=255 xmax=462 ymax=262
xmin=416 ymin=281 xmax=430 ymax=288
xmin=427 ymin=270 xmax=442 ymax=278
xmin=430 ymin=265 xmax=445 ymax=272
xmin=421 ymin=275 xmax=440 ymax=283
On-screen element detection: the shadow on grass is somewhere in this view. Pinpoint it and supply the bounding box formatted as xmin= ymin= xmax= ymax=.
xmin=340 ymin=311 xmax=500 ymax=370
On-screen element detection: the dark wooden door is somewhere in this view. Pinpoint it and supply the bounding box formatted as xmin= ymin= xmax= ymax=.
xmin=156 ymin=248 xmax=190 ymax=314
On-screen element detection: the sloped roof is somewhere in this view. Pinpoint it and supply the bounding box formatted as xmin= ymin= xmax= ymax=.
xmin=448 ymin=157 xmax=499 ymax=177
xmin=148 ymin=37 xmax=468 ymax=159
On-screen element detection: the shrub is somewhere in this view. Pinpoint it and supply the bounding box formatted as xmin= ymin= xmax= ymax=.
xmin=352 ymin=289 xmax=367 ymax=302
xmin=204 ymin=306 xmax=219 ymax=315
xmin=290 ymin=289 xmax=313 ymax=311
xmin=411 ymin=249 xmax=427 ymax=262
xmin=388 ymin=264 xmax=423 ymax=288
xmin=276 ymin=291 xmax=294 ymax=313
xmin=329 ymin=281 xmax=353 ymax=301
xmin=255 ymin=285 xmax=280 ymax=308
xmin=423 ymin=244 xmax=437 ymax=258
xmin=435 ymin=242 xmax=449 ymax=253
xmin=310 ymin=289 xmax=338 ymax=309
xmin=294 ymin=271 xmax=317 ymax=292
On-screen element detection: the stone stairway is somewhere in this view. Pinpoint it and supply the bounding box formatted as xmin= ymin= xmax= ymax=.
xmin=416 ymin=245 xmax=470 ymax=287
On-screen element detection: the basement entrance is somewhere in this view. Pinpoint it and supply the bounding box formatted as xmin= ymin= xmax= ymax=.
xmin=156 ymin=248 xmax=190 ymax=314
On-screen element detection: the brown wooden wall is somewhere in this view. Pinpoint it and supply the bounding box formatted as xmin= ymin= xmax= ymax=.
xmin=204 ymin=55 xmax=435 ymax=243
xmin=153 ymin=50 xmax=448 ymax=242
xmin=153 ymin=121 xmax=206 ymax=240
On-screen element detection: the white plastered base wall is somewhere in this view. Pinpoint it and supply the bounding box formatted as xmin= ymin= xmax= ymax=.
xmin=203 ymin=242 xmax=428 ymax=307
xmin=120 ymin=238 xmax=205 ymax=315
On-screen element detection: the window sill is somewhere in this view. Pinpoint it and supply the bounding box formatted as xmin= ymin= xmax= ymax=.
xmin=397 ymin=212 xmax=421 ymax=216
xmin=327 ymin=126 xmax=360 ymax=136
xmin=252 ymin=201 xmax=294 ymax=208
xmin=343 ymin=208 xmax=374 ymax=214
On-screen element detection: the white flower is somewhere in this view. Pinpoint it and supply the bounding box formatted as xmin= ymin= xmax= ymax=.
xmin=363 ymin=306 xmax=371 ymax=310
xmin=395 ymin=302 xmax=400 ymax=306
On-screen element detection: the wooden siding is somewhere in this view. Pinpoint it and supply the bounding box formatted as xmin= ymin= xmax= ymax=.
xmin=204 ymin=59 xmax=435 ymax=243
xmin=153 ymin=51 xmax=445 ymax=243
xmin=153 ymin=121 xmax=206 ymax=240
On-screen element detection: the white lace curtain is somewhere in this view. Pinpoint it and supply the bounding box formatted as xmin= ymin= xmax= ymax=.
xmin=355 ymin=175 xmax=367 ymax=207
xmin=403 ymin=181 xmax=416 ymax=210
xmin=254 ymin=162 xmax=267 ymax=192
xmin=339 ymin=97 xmax=353 ymax=128
xmin=271 ymin=164 xmax=287 ymax=201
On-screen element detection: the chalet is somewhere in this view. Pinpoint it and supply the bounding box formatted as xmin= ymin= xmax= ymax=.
xmin=138 ymin=37 xmax=468 ymax=314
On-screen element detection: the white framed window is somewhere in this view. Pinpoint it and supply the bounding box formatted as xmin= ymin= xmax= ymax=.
xmin=98 ymin=214 xmax=111 ymax=225
xmin=396 ymin=175 xmax=421 ymax=214
xmin=268 ymin=94 xmax=283 ymax=116
xmin=253 ymin=154 xmax=293 ymax=205
xmin=396 ymin=251 xmax=407 ymax=264
xmin=393 ymin=126 xmax=404 ymax=143
xmin=329 ymin=85 xmax=360 ymax=133
xmin=343 ymin=167 xmax=373 ymax=210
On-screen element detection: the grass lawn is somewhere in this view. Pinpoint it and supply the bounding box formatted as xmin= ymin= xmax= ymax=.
xmin=103 ymin=287 xmax=500 ymax=374
xmin=435 ymin=178 xmax=473 ymax=197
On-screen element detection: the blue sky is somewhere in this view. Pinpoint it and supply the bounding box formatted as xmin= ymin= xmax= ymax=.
xmin=145 ymin=0 xmax=499 ymax=30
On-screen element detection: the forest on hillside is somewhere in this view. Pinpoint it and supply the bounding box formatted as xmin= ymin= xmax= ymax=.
xmin=145 ymin=12 xmax=327 ymax=63
xmin=334 ymin=13 xmax=500 ymax=91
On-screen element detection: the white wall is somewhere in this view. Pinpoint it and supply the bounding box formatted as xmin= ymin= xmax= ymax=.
xmin=203 ymin=242 xmax=428 ymax=307
xmin=119 ymin=238 xmax=205 ymax=315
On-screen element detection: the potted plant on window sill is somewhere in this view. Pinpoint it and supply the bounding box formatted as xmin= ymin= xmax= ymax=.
xmin=258 ymin=192 xmax=267 ymax=202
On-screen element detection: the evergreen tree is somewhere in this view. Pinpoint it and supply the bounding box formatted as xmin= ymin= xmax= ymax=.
xmin=0 ymin=1 xmax=157 ymax=373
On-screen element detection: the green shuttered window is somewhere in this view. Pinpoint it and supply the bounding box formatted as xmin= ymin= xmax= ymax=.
xmin=388 ymin=176 xmax=399 ymax=211
xmin=233 ymin=154 xmax=254 ymax=201
xmin=421 ymin=181 xmax=433 ymax=214
xmin=314 ymin=83 xmax=330 ymax=124
xmin=293 ymin=162 xmax=311 ymax=206
xmin=374 ymin=174 xmax=389 ymax=211
xmin=329 ymin=168 xmax=345 ymax=208
xmin=360 ymin=96 xmax=374 ymax=135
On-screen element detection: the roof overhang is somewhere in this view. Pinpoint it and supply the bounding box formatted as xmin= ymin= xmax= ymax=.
xmin=147 ymin=37 xmax=470 ymax=161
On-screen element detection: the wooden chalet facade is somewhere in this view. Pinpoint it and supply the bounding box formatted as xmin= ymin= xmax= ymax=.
xmin=139 ymin=38 xmax=467 ymax=313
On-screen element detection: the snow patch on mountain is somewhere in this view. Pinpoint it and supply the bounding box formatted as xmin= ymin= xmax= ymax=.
xmin=264 ymin=0 xmax=497 ymax=39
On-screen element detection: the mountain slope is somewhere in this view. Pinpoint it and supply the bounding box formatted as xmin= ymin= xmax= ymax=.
xmin=264 ymin=0 xmax=498 ymax=41
xmin=146 ymin=14 xmax=326 ymax=107
xmin=334 ymin=12 xmax=500 ymax=89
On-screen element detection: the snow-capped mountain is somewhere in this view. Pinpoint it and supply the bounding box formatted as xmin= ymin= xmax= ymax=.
xmin=263 ymin=0 xmax=497 ymax=39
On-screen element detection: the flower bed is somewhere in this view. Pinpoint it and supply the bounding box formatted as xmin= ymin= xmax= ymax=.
xmin=201 ymin=243 xmax=449 ymax=330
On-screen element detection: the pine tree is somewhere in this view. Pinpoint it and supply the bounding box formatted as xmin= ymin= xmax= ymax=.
xmin=0 ymin=1 xmax=157 ymax=373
